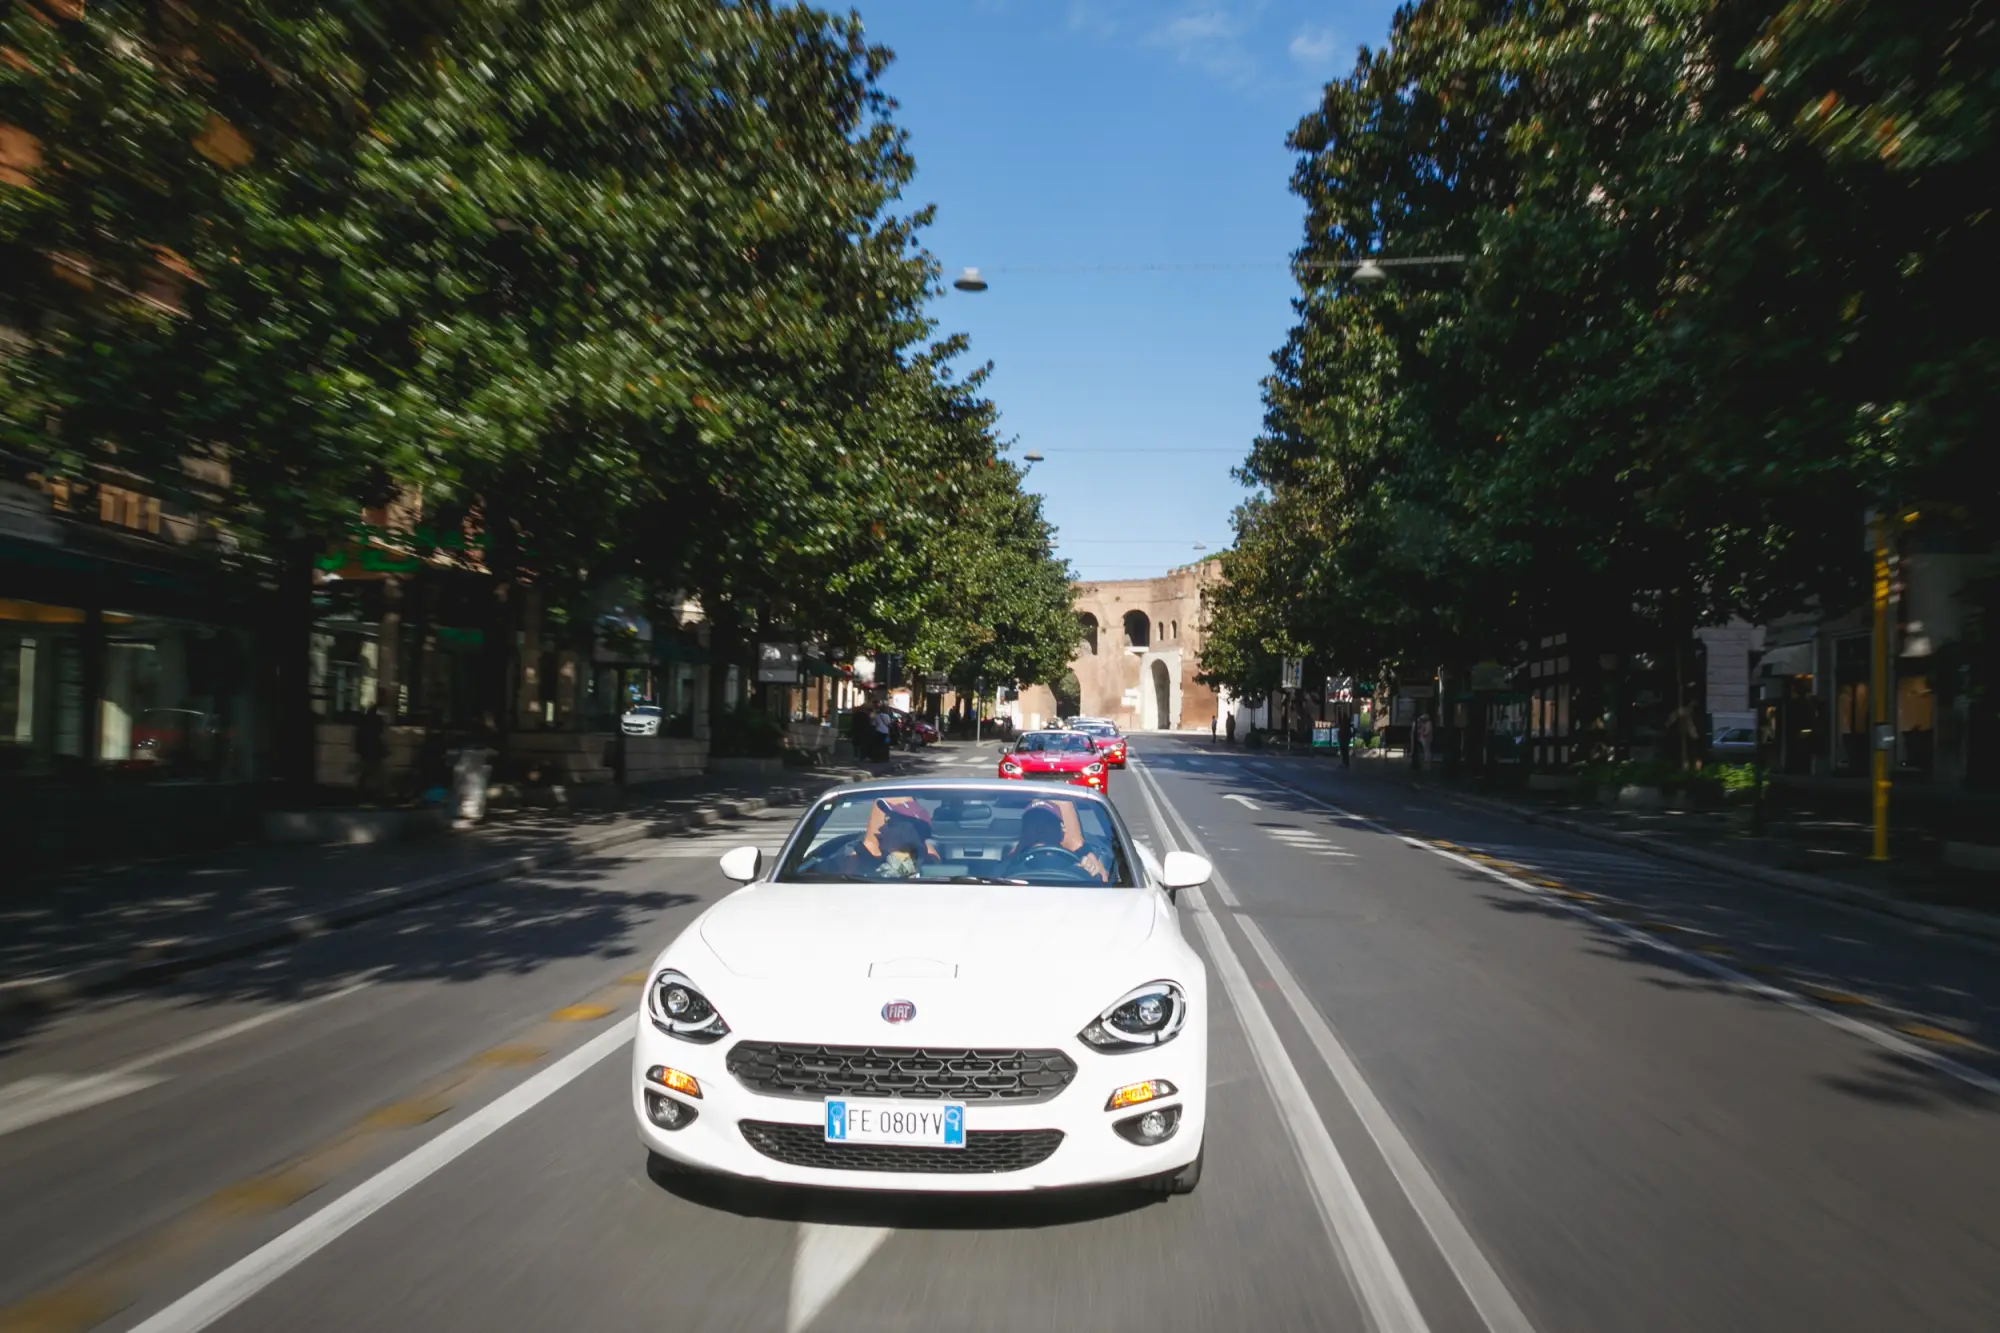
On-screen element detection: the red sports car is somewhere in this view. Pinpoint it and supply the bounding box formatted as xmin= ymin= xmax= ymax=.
xmin=1076 ymin=721 xmax=1127 ymax=767
xmin=997 ymin=729 xmax=1109 ymax=792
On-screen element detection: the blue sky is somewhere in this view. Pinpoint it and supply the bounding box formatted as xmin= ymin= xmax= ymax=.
xmin=858 ymin=0 xmax=1403 ymax=583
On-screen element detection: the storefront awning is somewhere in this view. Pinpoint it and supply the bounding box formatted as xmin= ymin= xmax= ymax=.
xmin=1758 ymin=642 xmax=1814 ymax=677
xmin=654 ymin=636 xmax=711 ymax=665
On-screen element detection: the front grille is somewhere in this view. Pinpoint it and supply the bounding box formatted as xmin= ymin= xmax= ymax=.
xmin=739 ymin=1121 xmax=1064 ymax=1174
xmin=726 ymin=1043 xmax=1076 ymax=1104
xmin=1026 ymin=770 xmax=1078 ymax=781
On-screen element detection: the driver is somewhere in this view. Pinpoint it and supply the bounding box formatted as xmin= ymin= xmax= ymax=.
xmin=1004 ymin=800 xmax=1110 ymax=883
xmin=821 ymin=797 xmax=942 ymax=879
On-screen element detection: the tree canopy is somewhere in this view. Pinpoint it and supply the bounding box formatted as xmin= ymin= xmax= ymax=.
xmin=1201 ymin=0 xmax=1997 ymax=697
xmin=1 ymin=0 xmax=1078 ymax=710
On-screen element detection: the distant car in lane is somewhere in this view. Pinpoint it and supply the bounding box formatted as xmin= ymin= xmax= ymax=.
xmin=1073 ymin=720 xmax=1128 ymax=767
xmin=998 ymin=729 xmax=1110 ymax=792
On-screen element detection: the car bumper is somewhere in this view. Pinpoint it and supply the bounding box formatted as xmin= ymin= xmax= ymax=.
xmin=632 ymin=1019 xmax=1205 ymax=1193
xmin=995 ymin=770 xmax=1109 ymax=792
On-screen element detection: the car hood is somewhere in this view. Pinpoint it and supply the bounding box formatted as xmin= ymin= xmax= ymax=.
xmin=698 ymin=882 xmax=1161 ymax=980
xmin=1013 ymin=751 xmax=1093 ymax=770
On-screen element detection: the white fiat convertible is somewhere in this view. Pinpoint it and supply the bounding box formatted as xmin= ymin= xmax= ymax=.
xmin=631 ymin=778 xmax=1212 ymax=1195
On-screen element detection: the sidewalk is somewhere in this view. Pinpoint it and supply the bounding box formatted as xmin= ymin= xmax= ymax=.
xmin=0 ymin=760 xmax=896 ymax=1017
xmin=1312 ymin=749 xmax=2000 ymax=944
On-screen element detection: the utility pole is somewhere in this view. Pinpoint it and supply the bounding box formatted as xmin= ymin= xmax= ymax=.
xmin=1869 ymin=510 xmax=1892 ymax=862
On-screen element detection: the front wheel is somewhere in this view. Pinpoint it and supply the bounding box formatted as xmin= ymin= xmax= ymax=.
xmin=1143 ymin=1140 xmax=1203 ymax=1196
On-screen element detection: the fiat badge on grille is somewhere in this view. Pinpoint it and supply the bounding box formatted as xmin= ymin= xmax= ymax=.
xmin=881 ymin=1000 xmax=917 ymax=1024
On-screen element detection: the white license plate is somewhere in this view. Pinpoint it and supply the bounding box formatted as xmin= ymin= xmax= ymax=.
xmin=825 ymin=1098 xmax=966 ymax=1148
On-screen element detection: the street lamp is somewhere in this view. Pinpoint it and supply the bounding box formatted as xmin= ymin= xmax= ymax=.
xmin=953 ymin=267 xmax=988 ymax=292
xmin=1022 ymin=449 xmax=1044 ymax=464
xmin=1352 ymin=259 xmax=1388 ymax=284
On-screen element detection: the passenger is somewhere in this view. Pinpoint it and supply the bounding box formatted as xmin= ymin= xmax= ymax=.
xmin=821 ymin=797 xmax=942 ymax=879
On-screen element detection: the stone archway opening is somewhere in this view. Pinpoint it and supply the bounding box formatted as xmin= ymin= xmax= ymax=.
xmin=1150 ymin=658 xmax=1172 ymax=732
xmin=1078 ymin=612 xmax=1099 ymax=656
xmin=1123 ymin=610 xmax=1150 ymax=650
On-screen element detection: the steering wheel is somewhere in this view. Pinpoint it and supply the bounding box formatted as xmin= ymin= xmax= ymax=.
xmin=1003 ymin=843 xmax=1095 ymax=878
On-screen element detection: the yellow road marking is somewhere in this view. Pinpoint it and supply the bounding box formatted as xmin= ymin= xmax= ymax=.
xmin=361 ymin=1098 xmax=452 ymax=1130
xmin=0 ymin=969 xmax=644 ymax=1333
xmin=0 ymin=1290 xmax=116 ymax=1333
xmin=1695 ymin=945 xmax=1735 ymax=958
xmin=211 ymin=1172 xmax=321 ymax=1215
xmin=474 ymin=1044 xmax=548 ymax=1067
xmin=618 ymin=971 xmax=649 ymax=986
xmin=1896 ymin=1024 xmax=1990 ymax=1052
xmin=1800 ymin=986 xmax=1875 ymax=1007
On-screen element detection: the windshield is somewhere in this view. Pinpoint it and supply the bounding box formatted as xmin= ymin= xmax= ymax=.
xmin=778 ymin=787 xmax=1137 ymax=887
xmin=626 ymin=704 xmax=663 ymax=715
xmin=1016 ymin=732 xmax=1094 ymax=754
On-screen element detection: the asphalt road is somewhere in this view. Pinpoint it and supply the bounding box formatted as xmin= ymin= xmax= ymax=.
xmin=3 ymin=737 xmax=1998 ymax=1333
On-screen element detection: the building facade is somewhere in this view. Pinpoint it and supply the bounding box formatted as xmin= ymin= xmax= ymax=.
xmin=1016 ymin=560 xmax=1222 ymax=732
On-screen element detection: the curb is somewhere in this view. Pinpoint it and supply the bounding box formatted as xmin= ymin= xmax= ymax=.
xmin=1353 ymin=767 xmax=2000 ymax=948
xmin=0 ymin=787 xmax=808 ymax=1022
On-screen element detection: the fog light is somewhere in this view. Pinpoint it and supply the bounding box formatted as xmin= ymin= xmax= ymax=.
xmin=647 ymin=1065 xmax=702 ymax=1099
xmin=1113 ymin=1103 xmax=1182 ymax=1145
xmin=1105 ymin=1079 xmax=1177 ymax=1111
xmin=645 ymin=1090 xmax=699 ymax=1131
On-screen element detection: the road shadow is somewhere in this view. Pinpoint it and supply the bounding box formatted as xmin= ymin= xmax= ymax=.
xmin=0 ymin=808 xmax=772 ymax=1058
xmin=1138 ymin=737 xmax=2000 ymax=1109
xmin=648 ymin=1154 xmax=1160 ymax=1228
xmin=1821 ymin=1049 xmax=2000 ymax=1113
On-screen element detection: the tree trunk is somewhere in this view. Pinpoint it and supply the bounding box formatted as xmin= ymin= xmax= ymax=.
xmin=705 ymin=595 xmax=742 ymax=726
xmin=272 ymin=538 xmax=319 ymax=796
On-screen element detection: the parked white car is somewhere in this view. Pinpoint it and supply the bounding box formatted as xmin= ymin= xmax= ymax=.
xmin=621 ymin=704 xmax=664 ymax=737
xmin=631 ymin=778 xmax=1211 ymax=1195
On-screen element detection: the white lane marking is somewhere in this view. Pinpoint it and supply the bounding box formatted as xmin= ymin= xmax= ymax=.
xmin=128 ymin=1022 xmax=634 ymax=1333
xmin=0 ymin=1073 xmax=169 ymax=1137
xmin=1235 ymin=921 xmax=1542 ymax=1333
xmin=1224 ymin=794 xmax=1261 ymax=809
xmin=1130 ymin=762 xmax=1429 ymax=1333
xmin=1253 ymin=772 xmax=2000 ymax=1100
xmin=0 ymin=976 xmax=380 ymax=1140
xmin=789 ymin=1224 xmax=894 ymax=1333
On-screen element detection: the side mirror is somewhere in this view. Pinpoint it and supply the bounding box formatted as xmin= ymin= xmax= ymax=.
xmin=718 ymin=846 xmax=762 ymax=883
xmin=1160 ymin=851 xmax=1212 ymax=892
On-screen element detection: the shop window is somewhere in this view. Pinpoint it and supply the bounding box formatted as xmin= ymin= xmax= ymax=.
xmin=1 ymin=599 xmax=86 ymax=775
xmin=98 ymin=611 xmax=254 ymax=780
xmin=1833 ymin=637 xmax=1869 ymax=774
xmin=1897 ymin=670 xmax=1934 ymax=772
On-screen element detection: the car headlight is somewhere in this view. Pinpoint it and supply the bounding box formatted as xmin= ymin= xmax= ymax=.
xmin=1084 ymin=761 xmax=1105 ymax=775
xmin=647 ymin=970 xmax=730 ymax=1043
xmin=1079 ymin=980 xmax=1188 ymax=1051
xmin=1002 ymin=760 xmax=1022 ymax=774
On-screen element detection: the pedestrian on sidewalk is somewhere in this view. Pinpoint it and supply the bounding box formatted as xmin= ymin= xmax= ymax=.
xmin=871 ymin=701 xmax=893 ymax=763
xmin=1415 ymin=712 xmax=1434 ymax=773
xmin=1338 ymin=709 xmax=1353 ymax=769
